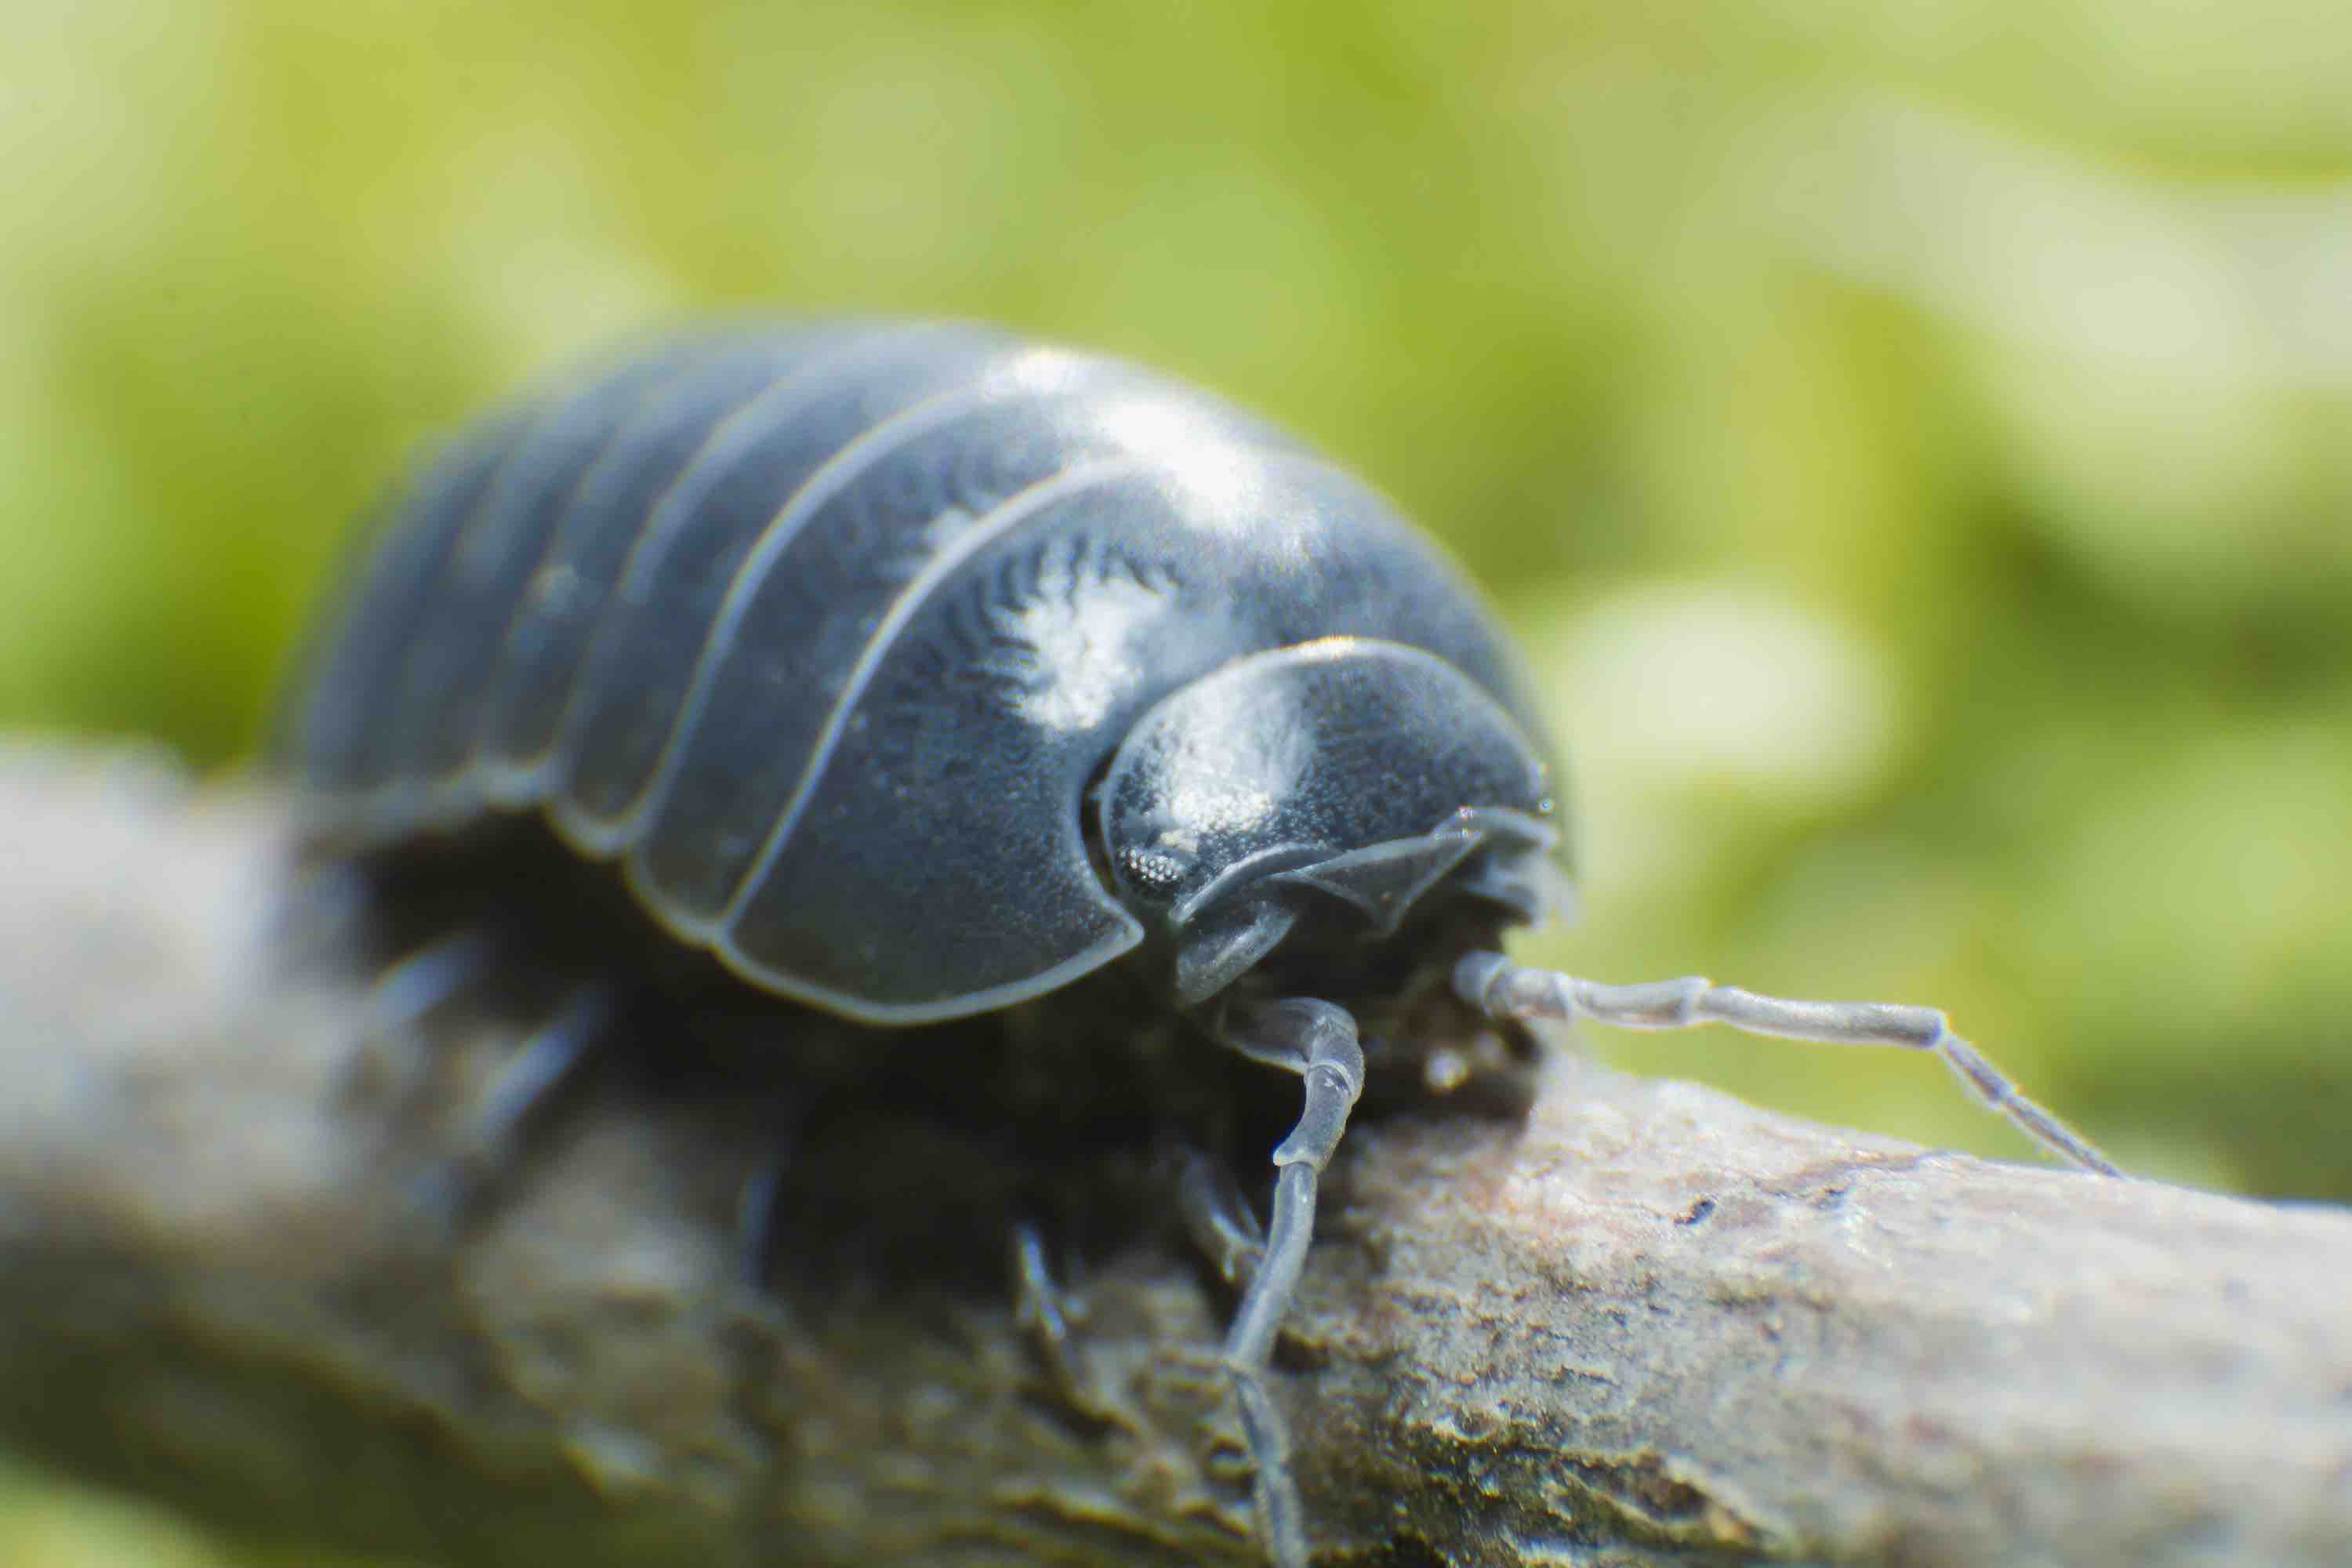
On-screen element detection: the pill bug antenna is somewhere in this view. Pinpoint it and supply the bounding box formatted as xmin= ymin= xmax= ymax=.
xmin=1210 ymin=996 xmax=1366 ymax=1568
xmin=1454 ymin=951 xmax=2122 ymax=1177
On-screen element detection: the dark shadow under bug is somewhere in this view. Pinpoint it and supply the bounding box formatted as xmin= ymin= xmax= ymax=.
xmin=332 ymin=813 xmax=1542 ymax=1301
xmin=331 ymin=815 xmax=1544 ymax=1532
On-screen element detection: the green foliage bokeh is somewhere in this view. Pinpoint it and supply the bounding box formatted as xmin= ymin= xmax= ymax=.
xmin=5 ymin=0 xmax=2350 ymax=1555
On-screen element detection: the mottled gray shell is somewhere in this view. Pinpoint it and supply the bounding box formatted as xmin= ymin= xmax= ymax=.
xmin=284 ymin=321 xmax=1558 ymax=1023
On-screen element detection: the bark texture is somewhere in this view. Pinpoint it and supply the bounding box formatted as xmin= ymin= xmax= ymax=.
xmin=0 ymin=738 xmax=2348 ymax=1567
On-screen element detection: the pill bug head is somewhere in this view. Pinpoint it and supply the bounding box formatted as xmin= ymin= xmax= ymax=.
xmin=1095 ymin=634 xmax=1568 ymax=1011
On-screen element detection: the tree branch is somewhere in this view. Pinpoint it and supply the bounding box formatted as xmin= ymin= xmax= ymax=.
xmin=1 ymin=739 xmax=2347 ymax=1566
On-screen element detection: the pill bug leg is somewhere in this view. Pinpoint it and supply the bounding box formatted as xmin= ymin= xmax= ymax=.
xmin=362 ymin=927 xmax=501 ymax=1049
xmin=339 ymin=927 xmax=506 ymax=1110
xmin=1011 ymin=1218 xmax=1121 ymax=1425
xmin=731 ymin=1109 xmax=811 ymax=1291
xmin=733 ymin=1148 xmax=787 ymax=1291
xmin=411 ymin=985 xmax=614 ymax=1223
xmin=1174 ymin=1145 xmax=1267 ymax=1293
xmin=1213 ymin=998 xmax=1367 ymax=1568
xmin=1454 ymin=952 xmax=2122 ymax=1176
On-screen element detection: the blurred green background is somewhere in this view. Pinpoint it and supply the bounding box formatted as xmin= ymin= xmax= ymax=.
xmin=5 ymin=0 xmax=2350 ymax=1558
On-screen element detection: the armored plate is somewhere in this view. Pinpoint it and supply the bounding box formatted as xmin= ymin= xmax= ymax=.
xmin=285 ymin=321 xmax=1556 ymax=1023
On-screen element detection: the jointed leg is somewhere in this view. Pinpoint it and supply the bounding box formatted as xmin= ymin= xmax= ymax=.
xmin=1213 ymin=997 xmax=1366 ymax=1568
xmin=415 ymin=985 xmax=612 ymax=1220
xmin=733 ymin=1128 xmax=799 ymax=1292
xmin=456 ymin=988 xmax=610 ymax=1167
xmin=1174 ymin=1146 xmax=1266 ymax=1292
xmin=1454 ymin=951 xmax=2120 ymax=1176
xmin=367 ymin=927 xmax=501 ymax=1040
xmin=342 ymin=927 xmax=506 ymax=1106
xmin=1011 ymin=1220 xmax=1088 ymax=1409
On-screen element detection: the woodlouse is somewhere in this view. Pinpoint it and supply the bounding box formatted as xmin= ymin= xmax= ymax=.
xmin=281 ymin=318 xmax=2116 ymax=1566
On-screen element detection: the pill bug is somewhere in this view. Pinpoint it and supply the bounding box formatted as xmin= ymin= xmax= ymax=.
xmin=281 ymin=318 xmax=2118 ymax=1567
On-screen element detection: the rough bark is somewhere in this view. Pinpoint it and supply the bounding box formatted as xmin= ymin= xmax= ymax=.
xmin=0 ymin=738 xmax=2347 ymax=1567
